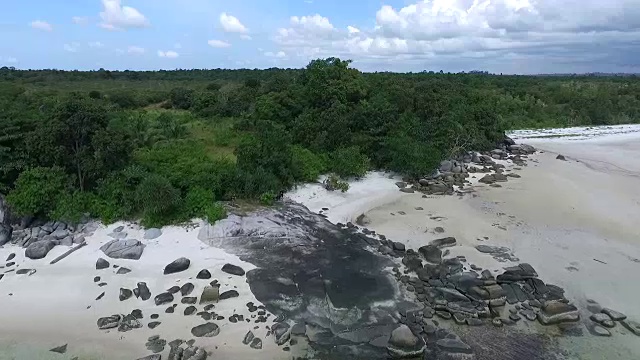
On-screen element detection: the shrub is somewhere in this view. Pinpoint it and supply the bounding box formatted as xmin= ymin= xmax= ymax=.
xmin=259 ymin=191 xmax=276 ymax=206
xmin=205 ymin=202 xmax=227 ymax=223
xmin=206 ymin=82 xmax=222 ymax=92
xmin=328 ymin=146 xmax=369 ymax=178
xmin=50 ymin=190 xmax=94 ymax=223
xmin=170 ymin=87 xmax=195 ymax=109
xmin=290 ymin=145 xmax=327 ymax=182
xmin=6 ymin=167 xmax=69 ymax=217
xmin=184 ymin=186 xmax=214 ymax=218
xmin=323 ymin=174 xmax=349 ymax=193
xmin=88 ymin=90 xmax=101 ymax=99
xmin=135 ymin=174 xmax=181 ymax=217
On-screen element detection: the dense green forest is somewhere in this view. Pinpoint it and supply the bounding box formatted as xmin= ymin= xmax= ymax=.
xmin=1 ymin=59 xmax=639 ymax=226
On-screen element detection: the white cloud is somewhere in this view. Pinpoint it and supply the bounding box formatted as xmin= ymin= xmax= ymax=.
xmin=208 ymin=39 xmax=231 ymax=48
xmin=30 ymin=20 xmax=53 ymax=32
xmin=240 ymin=34 xmax=253 ymax=40
xmin=347 ymin=26 xmax=360 ymax=34
xmin=220 ymin=13 xmax=248 ymax=33
xmin=127 ymin=46 xmax=145 ymax=54
xmin=0 ymin=56 xmax=18 ymax=64
xmin=115 ymin=48 xmax=125 ymax=55
xmin=64 ymin=42 xmax=81 ymax=52
xmin=72 ymin=16 xmax=88 ymax=25
xmin=99 ymin=0 xmax=149 ymax=30
xmin=174 ymin=43 xmax=182 ymax=49
xmin=265 ymin=51 xmax=287 ymax=58
xmin=88 ymin=41 xmax=104 ymax=48
xmin=158 ymin=50 xmax=179 ymax=58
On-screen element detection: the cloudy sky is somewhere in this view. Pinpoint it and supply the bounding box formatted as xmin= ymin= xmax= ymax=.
xmin=1 ymin=0 xmax=638 ymax=74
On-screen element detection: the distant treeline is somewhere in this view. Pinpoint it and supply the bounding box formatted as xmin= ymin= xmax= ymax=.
xmin=1 ymin=59 xmax=639 ymax=226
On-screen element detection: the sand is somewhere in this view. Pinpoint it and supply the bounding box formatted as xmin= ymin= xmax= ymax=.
xmin=0 ymin=221 xmax=285 ymax=360
xmin=287 ymin=128 xmax=640 ymax=359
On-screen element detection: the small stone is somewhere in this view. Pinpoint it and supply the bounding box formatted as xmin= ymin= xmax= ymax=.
xmin=135 ymin=282 xmax=151 ymax=301
xmin=96 ymin=258 xmax=110 ymax=270
xmin=220 ymin=290 xmax=239 ymax=300
xmin=6 ymin=253 xmax=15 ymax=261
xmin=131 ymin=309 xmax=143 ymax=319
xmin=120 ymin=288 xmax=133 ymax=301
xmin=97 ymin=315 xmax=122 ymax=329
xmin=191 ymin=322 xmax=220 ymax=337
xmin=165 ymin=306 xmax=175 ymax=314
xmin=151 ymin=314 xmax=159 ymax=319
xmin=221 ymin=263 xmax=245 ymax=276
xmin=184 ymin=306 xmax=197 ymax=316
xmin=197 ymin=269 xmax=212 ymax=279
xmin=49 ymin=344 xmax=67 ymax=354
xmin=164 ymin=257 xmax=190 ymax=275
xmin=602 ymin=308 xmax=627 ymax=321
xmin=509 ymin=313 xmax=521 ymax=322
xmin=436 ymin=338 xmax=472 ymax=354
xmin=556 ymin=154 xmax=566 ymax=161
xmin=180 ymin=282 xmax=195 ymax=296
xmin=182 ymin=297 xmax=197 ymax=304
xmin=167 ymin=286 xmax=181 ymax=294
xmin=591 ymin=313 xmax=616 ymax=328
xmin=148 ymin=321 xmax=161 ymax=329
xmin=116 ymin=267 xmax=131 ymax=275
xmin=436 ymin=311 xmax=452 ymax=320
xmin=98 ymin=282 xmax=108 ymax=287
xmin=243 ymin=331 xmax=255 ymax=345
xmin=154 ymin=292 xmax=174 ymax=306
xmin=200 ymin=286 xmax=220 ymax=304
xmin=466 ymin=318 xmax=483 ymax=326
xmin=96 ymin=292 xmax=105 ymax=300
xmin=250 ymin=337 xmax=263 ymax=349
xmin=492 ymin=318 xmax=503 ymax=327
xmin=590 ymin=325 xmax=611 ymax=337
xmin=621 ymin=319 xmax=640 ymax=336
xmin=137 ymin=355 xmax=161 ymax=360
xmin=93 ymin=276 xmax=100 ymax=283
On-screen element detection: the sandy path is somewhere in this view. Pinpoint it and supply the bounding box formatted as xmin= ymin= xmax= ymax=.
xmin=0 ymin=222 xmax=285 ymax=360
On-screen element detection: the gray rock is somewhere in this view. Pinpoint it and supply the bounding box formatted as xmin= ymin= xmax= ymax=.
xmin=25 ymin=240 xmax=55 ymax=259
xmin=439 ymin=160 xmax=453 ymax=172
xmin=602 ymin=308 xmax=627 ymax=321
xmin=392 ymin=242 xmax=405 ymax=252
xmin=395 ymin=182 xmax=407 ymax=189
xmin=538 ymin=300 xmax=580 ymax=325
xmin=96 ymin=257 xmax=110 ymax=270
xmin=49 ymin=344 xmax=67 ymax=354
xmin=590 ymin=325 xmax=611 ymax=337
xmin=118 ymin=314 xmax=142 ymax=332
xmin=180 ymin=282 xmax=195 ymax=296
xmin=590 ymin=313 xmax=615 ymax=328
xmin=430 ymin=237 xmax=456 ymax=248
xmin=137 ymin=355 xmax=161 ymax=360
xmin=436 ymin=338 xmax=472 ymax=354
xmin=399 ymin=188 xmax=415 ymax=193
xmin=164 ymin=257 xmax=190 ymax=274
xmin=73 ymin=235 xmax=85 ymax=244
xmin=182 ymin=297 xmax=197 ymax=304
xmin=184 ymin=306 xmax=197 ymax=316
xmin=191 ymin=322 xmax=220 ymax=337
xmin=0 ymin=224 xmax=13 ymax=247
xmin=120 ymin=288 xmax=133 ymax=301
xmin=148 ymin=321 xmax=161 ymax=329
xmin=155 ymin=292 xmax=174 ymax=306
xmin=272 ymin=322 xmax=291 ymax=345
xmin=199 ymin=286 xmax=219 ymax=304
xmin=113 ymin=225 xmax=125 ymax=233
xmin=167 ymin=286 xmax=181 ymax=294
xmin=418 ymin=245 xmax=442 ymax=264
xmin=50 ymin=228 xmax=70 ymax=240
xmin=243 ymin=331 xmax=255 ymax=345
xmin=135 ymin=282 xmax=151 ymax=301
xmin=146 ymin=337 xmax=166 ymax=353
xmin=556 ymin=154 xmax=566 ymax=161
xmin=221 ymin=263 xmax=245 ymax=276
xmin=97 ymin=314 xmax=122 ymax=330
xmin=144 ymin=228 xmax=162 ymax=239
xmin=621 ymin=319 xmax=640 ymax=336
xmin=116 ymin=267 xmax=131 ymax=275
xmin=291 ymin=322 xmax=306 ymax=336
xmin=220 ymin=290 xmax=239 ymax=300
xmin=196 ymin=269 xmax=211 ymax=279
xmin=389 ymin=325 xmax=417 ymax=348
xmin=250 ymin=337 xmax=263 ymax=349
xmin=100 ymin=239 xmax=145 ymax=260
xmin=108 ymin=231 xmax=127 ymax=239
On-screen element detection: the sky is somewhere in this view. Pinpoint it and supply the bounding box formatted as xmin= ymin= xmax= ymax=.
xmin=1 ymin=0 xmax=639 ymax=74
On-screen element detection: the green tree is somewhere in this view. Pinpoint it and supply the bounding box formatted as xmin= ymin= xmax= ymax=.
xmin=6 ymin=167 xmax=69 ymax=217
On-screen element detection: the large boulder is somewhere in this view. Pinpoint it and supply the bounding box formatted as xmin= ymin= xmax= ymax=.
xmin=0 ymin=224 xmax=11 ymax=247
xmin=537 ymin=300 xmax=580 ymax=325
xmin=100 ymin=239 xmax=145 ymax=260
xmin=164 ymin=257 xmax=190 ymax=274
xmin=25 ymin=240 xmax=56 ymax=259
xmin=387 ymin=325 xmax=426 ymax=358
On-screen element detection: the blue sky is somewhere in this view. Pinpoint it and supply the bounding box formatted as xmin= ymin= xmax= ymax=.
xmin=1 ymin=0 xmax=639 ymax=74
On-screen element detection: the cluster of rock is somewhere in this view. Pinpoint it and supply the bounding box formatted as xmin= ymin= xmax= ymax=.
xmin=398 ymin=136 xmax=536 ymax=195
xmin=9 ymin=220 xmax=97 ymax=259
xmin=586 ymin=301 xmax=640 ymax=337
xmin=98 ymin=225 xmax=162 ymax=260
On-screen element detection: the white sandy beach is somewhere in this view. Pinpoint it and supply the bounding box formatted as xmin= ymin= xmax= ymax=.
xmin=0 ymin=222 xmax=287 ymax=360
xmin=287 ymin=127 xmax=640 ymax=359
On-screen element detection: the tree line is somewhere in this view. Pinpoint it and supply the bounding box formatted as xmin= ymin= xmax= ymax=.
xmin=1 ymin=58 xmax=639 ymax=226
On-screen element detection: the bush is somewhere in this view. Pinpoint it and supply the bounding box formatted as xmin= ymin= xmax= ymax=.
xmin=259 ymin=191 xmax=276 ymax=206
xmin=184 ymin=186 xmax=214 ymax=218
xmin=206 ymin=82 xmax=222 ymax=92
xmin=170 ymin=87 xmax=195 ymax=109
xmin=50 ymin=190 xmax=94 ymax=223
xmin=323 ymin=174 xmax=349 ymax=193
xmin=135 ymin=174 xmax=181 ymax=218
xmin=328 ymin=146 xmax=369 ymax=178
xmin=205 ymin=202 xmax=227 ymax=223
xmin=6 ymin=167 xmax=69 ymax=217
xmin=88 ymin=90 xmax=101 ymax=99
xmin=291 ymin=145 xmax=327 ymax=182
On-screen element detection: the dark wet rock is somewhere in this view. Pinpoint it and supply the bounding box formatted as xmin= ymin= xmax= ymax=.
xmin=49 ymin=344 xmax=67 ymax=354
xmin=196 ymin=269 xmax=212 ymax=279
xmin=182 ymin=297 xmax=197 ymax=304
xmin=96 ymin=292 xmax=105 ymax=300
xmin=191 ymin=322 xmax=220 ymax=337
xmin=521 ymin=310 xmax=537 ymax=321
xmin=221 ymin=263 xmax=245 ymax=276
xmin=135 ymin=282 xmax=151 ymax=301
xmin=6 ymin=253 xmax=15 ymax=262
xmin=538 ymin=300 xmax=579 ymax=325
xmin=116 ymin=267 xmax=131 ymax=275
xmin=155 ymin=292 xmax=174 ymax=306
xmin=250 ymin=337 xmax=263 ymax=349
xmin=556 ymin=154 xmax=566 ymax=161
xmin=392 ymin=242 xmax=405 ymax=252
xmin=146 ymin=337 xmax=166 ymax=353
xmin=430 ymin=237 xmax=456 ymax=248
xmin=167 ymin=286 xmax=181 ymax=294
xmin=131 ymin=309 xmax=143 ymax=319
xmin=93 ymin=276 xmax=100 ymax=283
xmin=16 ymin=268 xmax=36 ymax=275
xmin=590 ymin=313 xmax=615 ymax=328
xmin=497 ymin=263 xmax=538 ymax=282
xmin=399 ymin=188 xmax=415 ymax=193
xmin=475 ymin=245 xmax=510 ymax=254
xmin=25 ymin=240 xmax=55 ymax=259
xmin=401 ymin=256 xmax=423 ymax=271
xmin=100 ymin=239 xmax=145 ymax=260
xmin=418 ymin=245 xmax=442 ymax=264
xmin=621 ymin=319 xmax=640 ymax=336
xmin=272 ymin=322 xmax=291 ymax=345
xmin=164 ymin=257 xmax=190 ymax=274
xmin=220 ymin=290 xmax=239 ymax=300
xmin=137 ymin=355 xmax=161 ymax=360
xmin=165 ymin=306 xmax=175 ymax=313
xmin=589 ymin=324 xmax=611 ymax=337
xmin=117 ymin=315 xmax=142 ymax=332
xmin=184 ymin=306 xmax=197 ymax=316
xmin=151 ymin=314 xmax=159 ymax=319
xmin=602 ymin=308 xmax=627 ymax=321
xmin=436 ymin=311 xmax=452 ymax=320
xmin=291 ymin=322 xmax=306 ymax=336
xmin=466 ymin=318 xmax=483 ymax=326
xmin=97 ymin=314 xmax=121 ymax=329
xmin=180 ymin=282 xmax=195 ymax=296
xmin=243 ymin=331 xmax=255 ymax=345
xmin=509 ymin=313 xmax=522 ymax=322
xmin=199 ymin=286 xmax=219 ymax=304
xmin=120 ymin=288 xmax=133 ymax=301
xmin=98 ymin=282 xmax=108 ymax=287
